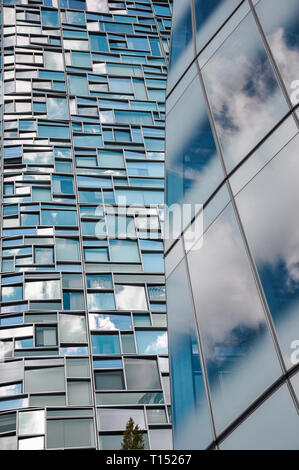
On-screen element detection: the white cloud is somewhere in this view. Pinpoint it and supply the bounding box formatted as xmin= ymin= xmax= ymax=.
xmin=86 ymin=0 xmax=109 ymax=13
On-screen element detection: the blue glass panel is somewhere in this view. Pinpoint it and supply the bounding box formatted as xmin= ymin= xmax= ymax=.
xmin=169 ymin=0 xmax=192 ymax=71
xmin=41 ymin=210 xmax=78 ymax=226
xmin=38 ymin=125 xmax=70 ymax=139
xmin=41 ymin=8 xmax=59 ymax=27
xmin=90 ymin=314 xmax=132 ymax=331
xmin=93 ymin=359 xmax=123 ymax=369
xmin=86 ymin=275 xmax=113 ymax=289
xmin=91 ymin=334 xmax=121 ymax=354
xmin=68 ymin=75 xmax=89 ymax=95
xmin=87 ymin=293 xmax=116 ymax=311
xmin=1 ymin=286 xmax=23 ymax=302
xmin=136 ymin=331 xmax=168 ymax=354
xmin=90 ymin=34 xmax=109 ymax=52
xmin=142 ymin=253 xmax=164 ymax=273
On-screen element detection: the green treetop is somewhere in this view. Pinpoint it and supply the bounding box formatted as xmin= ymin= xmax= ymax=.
xmin=121 ymin=417 xmax=145 ymax=450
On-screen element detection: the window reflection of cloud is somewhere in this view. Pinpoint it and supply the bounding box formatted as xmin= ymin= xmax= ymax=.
xmin=187 ymin=204 xmax=281 ymax=430
xmin=167 ymin=79 xmax=224 ymax=208
xmin=267 ymin=28 xmax=299 ymax=97
xmin=47 ymin=98 xmax=68 ymax=120
xmin=87 ymin=0 xmax=109 ymax=12
xmin=92 ymin=315 xmax=117 ymax=331
xmin=235 ymin=135 xmax=299 ymax=367
xmin=61 ymin=347 xmax=88 ymax=356
xmin=189 ymin=205 xmax=266 ymax=345
xmin=256 ymin=0 xmax=299 ymax=97
xmin=115 ymin=285 xmax=147 ymax=310
xmin=202 ymin=14 xmax=289 ymax=172
xmin=61 ymin=315 xmax=85 ymax=341
xmin=144 ymin=332 xmax=168 ymax=354
xmin=44 ymin=51 xmax=63 ymax=71
xmin=0 ymin=383 xmax=21 ymax=397
xmin=25 ymin=280 xmax=60 ymax=300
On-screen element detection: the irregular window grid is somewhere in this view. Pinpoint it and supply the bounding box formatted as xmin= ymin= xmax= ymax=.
xmin=0 ymin=0 xmax=172 ymax=450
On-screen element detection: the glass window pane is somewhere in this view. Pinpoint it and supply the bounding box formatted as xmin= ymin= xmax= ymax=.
xmin=167 ymin=259 xmax=213 ymax=449
xmin=60 ymin=314 xmax=87 ymax=342
xmin=42 ymin=8 xmax=59 ymax=27
xmin=97 ymin=408 xmax=145 ymax=431
xmin=36 ymin=326 xmax=57 ymax=347
xmin=0 ymin=413 xmax=16 ymax=434
xmin=63 ymin=292 xmax=85 ymax=310
xmin=221 ymin=385 xmax=299 ymax=450
xmin=149 ymin=429 xmax=172 ymax=450
xmin=91 ymin=334 xmax=120 ymax=355
xmin=18 ymin=410 xmax=45 ymax=436
xmin=68 ymin=75 xmax=89 ymax=95
xmin=136 ymin=331 xmax=168 ymax=355
xmin=47 ymin=418 xmax=95 ymax=449
xmin=25 ymin=367 xmax=65 ymax=393
xmin=34 ymin=247 xmax=54 ymax=264
xmin=24 ymin=280 xmax=61 ymax=300
xmin=235 ymin=134 xmax=299 ymax=370
xmin=86 ymin=274 xmax=113 ymax=289
xmin=201 ymin=12 xmax=289 ymax=172
xmin=19 ymin=436 xmax=45 ymax=450
xmin=67 ymin=381 xmax=92 ymax=406
xmin=168 ymin=0 xmax=193 ymax=90
xmin=90 ymin=34 xmax=109 ymax=52
xmin=66 ymin=358 xmax=90 ymax=378
xmin=124 ymin=358 xmax=161 ymax=390
xmin=146 ymin=408 xmax=167 ymax=424
xmin=89 ymin=314 xmax=131 ymax=331
xmin=195 ymin=0 xmax=242 ymax=51
xmin=87 ymin=293 xmax=115 ymax=311
xmin=255 ymin=0 xmax=299 ymax=103
xmin=187 ymin=203 xmax=281 ymax=433
xmin=166 ymin=71 xmax=223 ymax=221
xmin=0 ymin=435 xmax=17 ymax=450
xmin=95 ymin=371 xmax=125 ymax=390
xmin=56 ymin=238 xmax=80 ymax=261
xmin=109 ymin=240 xmax=140 ymax=263
xmin=99 ymin=434 xmax=124 ymax=450
xmin=44 ymin=51 xmax=64 ymax=70
xmin=115 ymin=285 xmax=147 ymax=310
xmin=121 ymin=333 xmax=136 ymax=354
xmin=47 ymin=97 xmax=68 ymax=120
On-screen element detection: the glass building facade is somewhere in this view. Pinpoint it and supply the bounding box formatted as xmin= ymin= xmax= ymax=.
xmin=0 ymin=0 xmax=173 ymax=450
xmin=166 ymin=0 xmax=299 ymax=450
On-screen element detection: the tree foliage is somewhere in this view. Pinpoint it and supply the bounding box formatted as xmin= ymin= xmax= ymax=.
xmin=121 ymin=417 xmax=145 ymax=450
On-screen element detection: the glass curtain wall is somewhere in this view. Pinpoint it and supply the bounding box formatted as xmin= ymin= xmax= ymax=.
xmin=166 ymin=0 xmax=299 ymax=450
xmin=0 ymin=0 xmax=172 ymax=450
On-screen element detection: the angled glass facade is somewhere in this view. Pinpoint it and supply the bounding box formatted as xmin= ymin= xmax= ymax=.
xmin=0 ymin=0 xmax=172 ymax=450
xmin=166 ymin=0 xmax=299 ymax=450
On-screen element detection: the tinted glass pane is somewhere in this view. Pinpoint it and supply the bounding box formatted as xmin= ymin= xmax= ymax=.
xmin=95 ymin=371 xmax=125 ymax=390
xmin=255 ymin=0 xmax=299 ymax=103
xmin=166 ymin=71 xmax=223 ymax=223
xmin=47 ymin=418 xmax=95 ymax=449
xmin=124 ymin=358 xmax=161 ymax=390
xmin=201 ymin=12 xmax=289 ymax=172
xmin=187 ymin=203 xmax=281 ymax=432
xmin=136 ymin=330 xmax=168 ymax=354
xmin=91 ymin=334 xmax=120 ymax=354
xmin=221 ymin=385 xmax=299 ymax=450
xmin=167 ymin=259 xmax=213 ymax=449
xmin=97 ymin=408 xmax=145 ymax=431
xmin=25 ymin=367 xmax=65 ymax=393
xmin=235 ymin=134 xmax=299 ymax=369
